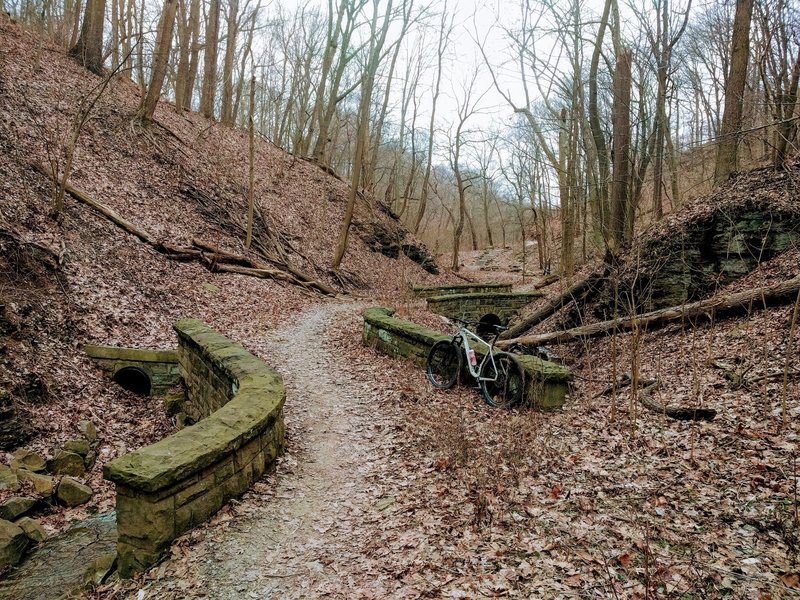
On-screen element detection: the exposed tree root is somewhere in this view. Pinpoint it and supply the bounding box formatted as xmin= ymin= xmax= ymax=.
xmin=597 ymin=374 xmax=717 ymax=421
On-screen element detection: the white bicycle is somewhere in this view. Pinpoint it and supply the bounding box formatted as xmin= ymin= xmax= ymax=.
xmin=425 ymin=317 xmax=526 ymax=409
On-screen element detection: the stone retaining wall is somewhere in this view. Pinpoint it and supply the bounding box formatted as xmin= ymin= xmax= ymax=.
xmin=426 ymin=292 xmax=542 ymax=324
xmin=83 ymin=345 xmax=181 ymax=395
xmin=362 ymin=307 xmax=570 ymax=409
xmin=412 ymin=282 xmax=512 ymax=299
xmin=103 ymin=320 xmax=285 ymax=577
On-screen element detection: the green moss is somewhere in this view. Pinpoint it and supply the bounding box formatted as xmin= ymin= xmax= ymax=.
xmin=83 ymin=345 xmax=178 ymax=363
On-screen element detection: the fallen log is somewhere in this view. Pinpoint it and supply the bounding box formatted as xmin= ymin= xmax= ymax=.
xmin=38 ymin=165 xmax=334 ymax=296
xmin=498 ymin=274 xmax=800 ymax=348
xmin=637 ymin=381 xmax=717 ymax=422
xmin=532 ymin=275 xmax=559 ymax=289
xmin=37 ymin=164 xmax=157 ymax=245
xmin=192 ymin=240 xmax=336 ymax=296
xmin=500 ymin=269 xmax=607 ymax=340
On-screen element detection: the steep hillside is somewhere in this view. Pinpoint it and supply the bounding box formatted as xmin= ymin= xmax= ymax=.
xmin=0 ymin=14 xmax=451 ymax=529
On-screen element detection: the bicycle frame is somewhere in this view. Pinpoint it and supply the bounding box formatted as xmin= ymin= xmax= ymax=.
xmin=453 ymin=327 xmax=500 ymax=382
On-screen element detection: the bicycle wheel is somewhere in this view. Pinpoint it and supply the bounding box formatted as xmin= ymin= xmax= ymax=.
xmin=479 ymin=352 xmax=526 ymax=408
xmin=426 ymin=340 xmax=462 ymax=389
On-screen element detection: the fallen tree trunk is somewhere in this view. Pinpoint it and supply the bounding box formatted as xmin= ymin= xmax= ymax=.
xmin=532 ymin=275 xmax=559 ymax=289
xmin=638 ymin=381 xmax=717 ymax=422
xmin=38 ymin=165 xmax=335 ymax=296
xmin=192 ymin=240 xmax=337 ymax=296
xmin=498 ymin=274 xmax=800 ymax=348
xmin=37 ymin=165 xmax=157 ymax=245
xmin=499 ymin=269 xmax=607 ymax=340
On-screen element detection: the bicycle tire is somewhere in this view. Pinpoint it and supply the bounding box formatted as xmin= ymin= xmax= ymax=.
xmin=426 ymin=340 xmax=462 ymax=389
xmin=479 ymin=352 xmax=526 ymax=408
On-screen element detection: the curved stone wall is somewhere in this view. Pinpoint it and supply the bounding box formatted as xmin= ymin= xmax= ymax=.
xmin=103 ymin=320 xmax=285 ymax=577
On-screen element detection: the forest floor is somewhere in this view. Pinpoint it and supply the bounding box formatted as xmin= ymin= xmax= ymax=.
xmin=97 ymin=248 xmax=800 ymax=599
xmin=2 ymin=16 xmax=799 ymax=599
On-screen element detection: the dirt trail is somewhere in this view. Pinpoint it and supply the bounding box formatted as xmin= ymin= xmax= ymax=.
xmin=137 ymin=303 xmax=401 ymax=599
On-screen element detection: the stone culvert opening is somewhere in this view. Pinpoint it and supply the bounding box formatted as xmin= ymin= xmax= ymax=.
xmin=477 ymin=313 xmax=502 ymax=338
xmin=113 ymin=367 xmax=151 ymax=396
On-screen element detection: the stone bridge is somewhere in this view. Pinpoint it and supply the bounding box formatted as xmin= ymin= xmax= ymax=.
xmin=412 ymin=282 xmax=512 ymax=299
xmin=426 ymin=291 xmax=541 ymax=325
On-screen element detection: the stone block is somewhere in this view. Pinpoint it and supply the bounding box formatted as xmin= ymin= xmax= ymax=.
xmin=234 ymin=438 xmax=262 ymax=472
xmin=17 ymin=471 xmax=55 ymax=497
xmin=116 ymin=539 xmax=163 ymax=578
xmin=174 ymin=472 xmax=216 ymax=507
xmin=56 ymin=477 xmax=93 ymax=507
xmin=116 ymin=491 xmax=174 ymax=547
xmin=78 ymin=420 xmax=97 ymax=442
xmin=0 ymin=497 xmax=36 ymax=521
xmin=62 ymin=439 xmax=90 ymax=457
xmin=48 ymin=449 xmax=86 ymax=477
xmin=222 ymin=468 xmax=251 ymax=500
xmin=0 ymin=466 xmax=20 ymax=492
xmin=174 ymin=487 xmax=223 ymax=535
xmin=16 ymin=517 xmax=46 ymax=542
xmin=0 ymin=519 xmax=28 ymax=570
xmin=10 ymin=449 xmax=46 ymax=473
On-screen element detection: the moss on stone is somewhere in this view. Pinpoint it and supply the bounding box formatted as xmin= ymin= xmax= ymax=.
xmin=412 ymin=282 xmax=512 ymax=298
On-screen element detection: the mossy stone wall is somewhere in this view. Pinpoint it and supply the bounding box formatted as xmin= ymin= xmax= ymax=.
xmin=362 ymin=307 xmax=570 ymax=410
xmin=83 ymin=345 xmax=181 ymax=395
xmin=426 ymin=292 xmax=542 ymax=324
xmin=412 ymin=282 xmax=512 ymax=299
xmin=103 ymin=320 xmax=285 ymax=577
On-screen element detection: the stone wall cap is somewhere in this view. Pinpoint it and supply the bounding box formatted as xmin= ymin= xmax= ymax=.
xmin=83 ymin=345 xmax=178 ymax=363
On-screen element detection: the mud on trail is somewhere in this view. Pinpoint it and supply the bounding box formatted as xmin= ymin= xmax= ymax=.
xmin=128 ymin=303 xmax=409 ymax=599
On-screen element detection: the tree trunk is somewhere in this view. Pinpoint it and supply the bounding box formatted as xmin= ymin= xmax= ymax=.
xmin=183 ymin=0 xmax=201 ymax=110
xmin=219 ymin=0 xmax=239 ymax=126
xmin=610 ymin=48 xmax=632 ymax=251
xmin=714 ymin=0 xmax=754 ymax=185
xmin=498 ymin=274 xmax=800 ymax=348
xmin=499 ymin=269 xmax=607 ymax=340
xmin=69 ymin=0 xmax=106 ymax=74
xmin=174 ymin=0 xmax=191 ymax=113
xmin=136 ymin=0 xmax=178 ymax=122
xmin=246 ymin=73 xmax=256 ymax=248
xmin=199 ymin=0 xmax=220 ymax=119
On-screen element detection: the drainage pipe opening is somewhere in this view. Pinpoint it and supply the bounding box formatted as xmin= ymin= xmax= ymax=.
xmin=113 ymin=367 xmax=152 ymax=396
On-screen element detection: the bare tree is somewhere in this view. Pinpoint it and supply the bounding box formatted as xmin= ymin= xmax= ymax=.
xmin=411 ymin=2 xmax=451 ymax=234
xmin=714 ymin=0 xmax=755 ymax=184
xmin=332 ymin=0 xmax=394 ymax=270
xmin=200 ymin=0 xmax=221 ymax=119
xmin=640 ymin=0 xmax=692 ymax=219
xmin=136 ymin=0 xmax=179 ymax=122
xmin=449 ymin=70 xmax=485 ymax=271
xmin=69 ymin=0 xmax=106 ymax=73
